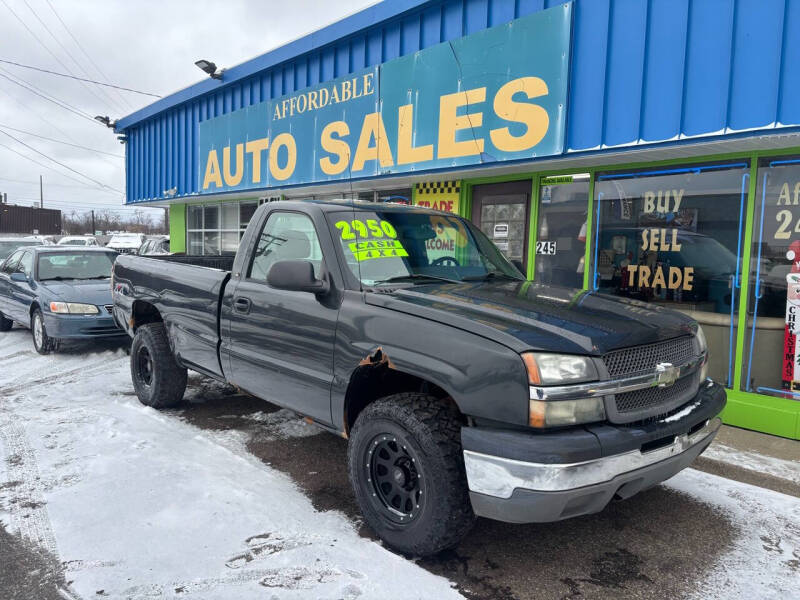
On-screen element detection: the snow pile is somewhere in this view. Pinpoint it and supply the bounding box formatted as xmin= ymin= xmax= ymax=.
xmin=0 ymin=330 xmax=462 ymax=599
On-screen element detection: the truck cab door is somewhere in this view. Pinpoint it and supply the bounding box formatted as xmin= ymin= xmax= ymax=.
xmin=223 ymin=210 xmax=339 ymax=425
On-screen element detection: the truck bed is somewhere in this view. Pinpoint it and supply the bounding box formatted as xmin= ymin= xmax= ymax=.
xmin=141 ymin=254 xmax=236 ymax=271
xmin=113 ymin=254 xmax=231 ymax=378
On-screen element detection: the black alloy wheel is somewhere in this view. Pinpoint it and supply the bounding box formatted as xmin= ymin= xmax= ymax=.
xmin=134 ymin=344 xmax=154 ymax=388
xmin=347 ymin=393 xmax=475 ymax=556
xmin=364 ymin=433 xmax=426 ymax=524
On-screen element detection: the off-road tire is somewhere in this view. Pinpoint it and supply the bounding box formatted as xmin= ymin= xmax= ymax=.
xmin=347 ymin=393 xmax=476 ymax=556
xmin=31 ymin=309 xmax=57 ymax=354
xmin=0 ymin=311 xmax=12 ymax=332
xmin=130 ymin=323 xmax=187 ymax=408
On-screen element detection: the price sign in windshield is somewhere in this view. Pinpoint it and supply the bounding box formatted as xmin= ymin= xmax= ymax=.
xmin=335 ymin=218 xmax=409 ymax=262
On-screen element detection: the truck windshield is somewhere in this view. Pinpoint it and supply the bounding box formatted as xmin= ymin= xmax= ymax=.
xmin=327 ymin=210 xmax=524 ymax=286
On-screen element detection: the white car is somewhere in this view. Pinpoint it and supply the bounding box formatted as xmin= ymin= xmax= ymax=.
xmin=106 ymin=233 xmax=146 ymax=254
xmin=57 ymin=235 xmax=99 ymax=247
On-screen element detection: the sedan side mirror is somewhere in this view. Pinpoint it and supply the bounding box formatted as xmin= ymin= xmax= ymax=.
xmin=267 ymin=260 xmax=329 ymax=295
xmin=10 ymin=272 xmax=28 ymax=282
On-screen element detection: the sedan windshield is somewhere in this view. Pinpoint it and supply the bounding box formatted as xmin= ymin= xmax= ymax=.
xmin=37 ymin=252 xmax=116 ymax=281
xmin=327 ymin=210 xmax=523 ymax=286
xmin=0 ymin=240 xmax=38 ymax=259
xmin=59 ymin=239 xmax=87 ymax=246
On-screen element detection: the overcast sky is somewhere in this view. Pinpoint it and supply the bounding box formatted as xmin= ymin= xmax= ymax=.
xmin=0 ymin=0 xmax=376 ymax=217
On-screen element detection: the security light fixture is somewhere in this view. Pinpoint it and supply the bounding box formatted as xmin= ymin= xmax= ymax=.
xmin=195 ymin=59 xmax=223 ymax=79
xmin=94 ymin=115 xmax=117 ymax=128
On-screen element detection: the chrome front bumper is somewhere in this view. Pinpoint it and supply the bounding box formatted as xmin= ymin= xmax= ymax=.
xmin=464 ymin=417 xmax=721 ymax=500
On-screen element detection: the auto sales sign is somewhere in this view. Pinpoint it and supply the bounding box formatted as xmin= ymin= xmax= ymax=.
xmin=197 ymin=3 xmax=572 ymax=192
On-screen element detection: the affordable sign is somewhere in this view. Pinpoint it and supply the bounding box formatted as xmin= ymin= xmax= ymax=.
xmin=198 ymin=4 xmax=571 ymax=192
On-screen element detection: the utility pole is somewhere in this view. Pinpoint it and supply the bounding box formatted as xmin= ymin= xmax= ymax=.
xmin=39 ymin=175 xmax=43 ymax=208
xmin=91 ymin=210 xmax=95 ymax=234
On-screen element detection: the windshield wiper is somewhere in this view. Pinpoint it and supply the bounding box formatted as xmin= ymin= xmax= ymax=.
xmin=461 ymin=271 xmax=521 ymax=282
xmin=373 ymin=274 xmax=461 ymax=286
xmin=75 ymin=275 xmax=110 ymax=280
xmin=39 ymin=276 xmax=72 ymax=281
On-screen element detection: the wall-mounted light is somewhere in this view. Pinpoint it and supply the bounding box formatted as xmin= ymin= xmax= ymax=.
xmin=195 ymin=59 xmax=223 ymax=80
xmin=94 ymin=115 xmax=117 ymax=128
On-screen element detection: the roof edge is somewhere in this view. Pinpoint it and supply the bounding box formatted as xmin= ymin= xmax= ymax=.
xmin=116 ymin=0 xmax=428 ymax=131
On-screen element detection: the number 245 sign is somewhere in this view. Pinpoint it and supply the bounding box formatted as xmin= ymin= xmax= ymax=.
xmin=536 ymin=240 xmax=557 ymax=255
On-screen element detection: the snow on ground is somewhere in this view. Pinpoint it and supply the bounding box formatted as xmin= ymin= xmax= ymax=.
xmin=703 ymin=442 xmax=800 ymax=486
xmin=665 ymin=470 xmax=800 ymax=599
xmin=1 ymin=327 xmax=800 ymax=599
xmin=0 ymin=330 xmax=462 ymax=600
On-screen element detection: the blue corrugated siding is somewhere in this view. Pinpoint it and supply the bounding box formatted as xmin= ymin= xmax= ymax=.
xmin=123 ymin=0 xmax=800 ymax=203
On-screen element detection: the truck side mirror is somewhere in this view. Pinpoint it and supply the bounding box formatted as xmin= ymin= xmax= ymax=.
xmin=267 ymin=260 xmax=329 ymax=295
xmin=10 ymin=272 xmax=28 ymax=282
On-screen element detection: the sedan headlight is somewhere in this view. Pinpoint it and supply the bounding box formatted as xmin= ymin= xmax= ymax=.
xmin=49 ymin=302 xmax=99 ymax=314
xmin=521 ymin=352 xmax=598 ymax=385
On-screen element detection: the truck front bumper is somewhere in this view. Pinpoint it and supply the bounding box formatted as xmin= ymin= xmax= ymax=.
xmin=462 ymin=381 xmax=725 ymax=523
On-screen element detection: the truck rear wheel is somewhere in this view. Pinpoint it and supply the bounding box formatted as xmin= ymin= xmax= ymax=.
xmin=347 ymin=393 xmax=475 ymax=556
xmin=130 ymin=323 xmax=187 ymax=408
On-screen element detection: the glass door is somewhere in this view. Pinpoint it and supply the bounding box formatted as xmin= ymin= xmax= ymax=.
xmin=471 ymin=180 xmax=531 ymax=274
xmin=741 ymin=157 xmax=800 ymax=398
xmin=535 ymin=174 xmax=590 ymax=288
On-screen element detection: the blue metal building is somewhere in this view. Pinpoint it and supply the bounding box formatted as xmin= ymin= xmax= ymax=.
xmin=117 ymin=0 xmax=800 ymax=439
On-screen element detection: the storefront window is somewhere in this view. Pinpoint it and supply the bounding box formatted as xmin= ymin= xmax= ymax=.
xmin=187 ymin=200 xmax=258 ymax=255
xmin=742 ymin=157 xmax=800 ymax=398
xmin=593 ymin=162 xmax=750 ymax=386
xmin=535 ymin=174 xmax=590 ymax=288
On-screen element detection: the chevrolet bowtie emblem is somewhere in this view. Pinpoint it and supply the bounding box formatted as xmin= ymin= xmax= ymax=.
xmin=655 ymin=362 xmax=679 ymax=387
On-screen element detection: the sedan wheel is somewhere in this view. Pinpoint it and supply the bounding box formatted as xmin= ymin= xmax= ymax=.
xmin=31 ymin=309 xmax=57 ymax=355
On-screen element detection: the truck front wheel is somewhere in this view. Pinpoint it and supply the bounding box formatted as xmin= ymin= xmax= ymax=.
xmin=130 ymin=323 xmax=187 ymax=408
xmin=347 ymin=393 xmax=475 ymax=556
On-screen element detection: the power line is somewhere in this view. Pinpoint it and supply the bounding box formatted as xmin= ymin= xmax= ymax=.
xmin=0 ymin=85 xmax=74 ymax=141
xmin=0 ymin=124 xmax=123 ymax=158
xmin=43 ymin=0 xmax=135 ymax=112
xmin=0 ymin=58 xmax=161 ymax=98
xmin=18 ymin=0 xmax=127 ymax=114
xmin=0 ymin=175 xmax=124 ymax=190
xmin=0 ymin=129 xmax=123 ymax=193
xmin=2 ymin=0 xmax=121 ymax=115
xmin=0 ymin=68 xmax=98 ymax=124
xmin=0 ymin=139 xmax=98 ymax=189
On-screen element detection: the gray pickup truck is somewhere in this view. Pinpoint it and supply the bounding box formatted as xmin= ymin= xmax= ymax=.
xmin=112 ymin=199 xmax=725 ymax=556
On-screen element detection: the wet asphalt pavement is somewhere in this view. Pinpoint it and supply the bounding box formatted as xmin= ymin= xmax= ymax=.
xmin=176 ymin=377 xmax=739 ymax=600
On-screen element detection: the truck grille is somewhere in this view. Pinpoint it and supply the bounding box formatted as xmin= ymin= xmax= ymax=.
xmin=614 ymin=375 xmax=696 ymax=416
xmin=604 ymin=337 xmax=695 ymax=377
xmin=603 ymin=336 xmax=699 ymax=423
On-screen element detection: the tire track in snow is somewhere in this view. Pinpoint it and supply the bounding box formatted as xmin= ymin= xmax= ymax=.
xmin=0 ymin=358 xmax=118 ymax=398
xmin=0 ymin=416 xmax=85 ymax=600
xmin=0 ymin=415 xmax=59 ymax=554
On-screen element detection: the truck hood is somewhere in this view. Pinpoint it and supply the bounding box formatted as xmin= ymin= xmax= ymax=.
xmin=38 ymin=280 xmax=113 ymax=306
xmin=364 ymin=280 xmax=696 ymax=355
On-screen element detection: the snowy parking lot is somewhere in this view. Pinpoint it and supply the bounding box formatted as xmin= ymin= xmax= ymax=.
xmin=1 ymin=328 xmax=799 ymax=599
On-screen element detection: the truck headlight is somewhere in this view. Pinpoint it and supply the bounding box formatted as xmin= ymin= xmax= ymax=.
xmin=49 ymin=302 xmax=99 ymax=314
xmin=529 ymin=397 xmax=606 ymax=428
xmin=521 ymin=352 xmax=598 ymax=385
xmin=695 ymin=325 xmax=708 ymax=354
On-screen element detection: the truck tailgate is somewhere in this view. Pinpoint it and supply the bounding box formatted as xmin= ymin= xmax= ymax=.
xmin=114 ymin=255 xmax=230 ymax=379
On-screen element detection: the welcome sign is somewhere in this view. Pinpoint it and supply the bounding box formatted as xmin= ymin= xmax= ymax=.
xmin=197 ymin=3 xmax=572 ymax=193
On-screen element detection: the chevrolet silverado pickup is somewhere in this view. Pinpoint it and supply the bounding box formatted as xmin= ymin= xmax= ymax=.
xmin=112 ymin=200 xmax=725 ymax=556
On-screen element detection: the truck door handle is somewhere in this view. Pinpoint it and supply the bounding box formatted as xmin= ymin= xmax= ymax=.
xmin=233 ymin=296 xmax=251 ymax=313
